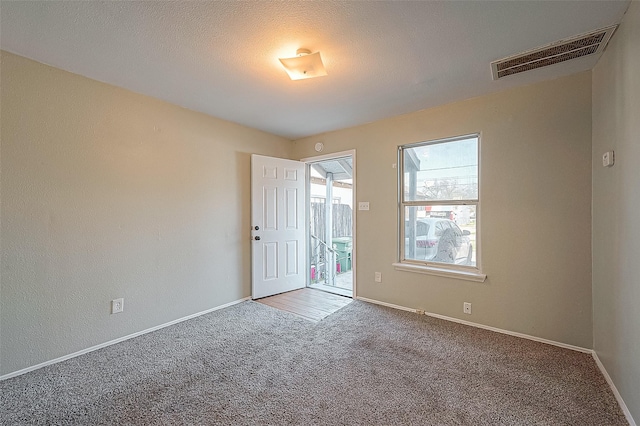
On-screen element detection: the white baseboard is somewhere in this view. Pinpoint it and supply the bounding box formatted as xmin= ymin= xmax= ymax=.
xmin=423 ymin=311 xmax=592 ymax=353
xmin=356 ymin=296 xmax=417 ymax=313
xmin=356 ymin=296 xmax=591 ymax=353
xmin=0 ymin=297 xmax=250 ymax=381
xmin=593 ymin=352 xmax=637 ymax=426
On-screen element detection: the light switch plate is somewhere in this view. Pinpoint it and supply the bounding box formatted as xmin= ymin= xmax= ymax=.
xmin=602 ymin=151 xmax=615 ymax=167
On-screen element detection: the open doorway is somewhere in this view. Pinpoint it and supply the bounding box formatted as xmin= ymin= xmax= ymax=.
xmin=305 ymin=152 xmax=354 ymax=297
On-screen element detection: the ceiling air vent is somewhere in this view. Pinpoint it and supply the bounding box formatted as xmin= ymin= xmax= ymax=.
xmin=491 ymin=25 xmax=617 ymax=80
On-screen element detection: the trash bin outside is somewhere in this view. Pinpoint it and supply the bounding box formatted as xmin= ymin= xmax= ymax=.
xmin=332 ymin=237 xmax=352 ymax=272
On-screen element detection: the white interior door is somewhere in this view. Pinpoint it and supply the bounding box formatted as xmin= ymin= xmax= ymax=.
xmin=251 ymin=154 xmax=306 ymax=299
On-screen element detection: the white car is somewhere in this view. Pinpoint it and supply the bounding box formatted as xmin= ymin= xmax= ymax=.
xmin=405 ymin=218 xmax=473 ymax=265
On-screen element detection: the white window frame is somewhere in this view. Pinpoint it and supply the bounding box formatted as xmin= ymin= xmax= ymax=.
xmin=393 ymin=134 xmax=486 ymax=282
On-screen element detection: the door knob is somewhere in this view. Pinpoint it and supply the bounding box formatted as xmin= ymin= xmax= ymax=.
xmin=254 ymin=226 xmax=259 ymax=231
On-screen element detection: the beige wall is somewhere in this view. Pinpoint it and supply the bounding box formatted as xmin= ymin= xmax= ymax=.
xmin=592 ymin=1 xmax=640 ymax=422
xmin=5 ymin=30 xmax=634 ymax=414
xmin=0 ymin=51 xmax=291 ymax=376
xmin=293 ymin=72 xmax=594 ymax=348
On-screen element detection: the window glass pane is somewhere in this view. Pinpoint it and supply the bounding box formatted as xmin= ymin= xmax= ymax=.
xmin=404 ymin=205 xmax=476 ymax=266
xmin=404 ymin=137 xmax=478 ymax=202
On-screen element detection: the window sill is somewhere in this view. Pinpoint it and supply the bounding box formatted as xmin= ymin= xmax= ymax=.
xmin=392 ymin=262 xmax=487 ymax=282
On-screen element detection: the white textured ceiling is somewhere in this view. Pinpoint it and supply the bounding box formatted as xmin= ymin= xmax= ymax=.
xmin=0 ymin=1 xmax=630 ymax=139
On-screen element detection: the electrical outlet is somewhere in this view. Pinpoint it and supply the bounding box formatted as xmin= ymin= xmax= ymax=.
xmin=111 ymin=298 xmax=124 ymax=314
xmin=463 ymin=302 xmax=472 ymax=315
xmin=416 ymin=309 xmax=425 ymax=315
xmin=374 ymin=272 xmax=382 ymax=282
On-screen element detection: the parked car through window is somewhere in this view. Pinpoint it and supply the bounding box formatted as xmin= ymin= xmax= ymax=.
xmin=405 ymin=218 xmax=472 ymax=265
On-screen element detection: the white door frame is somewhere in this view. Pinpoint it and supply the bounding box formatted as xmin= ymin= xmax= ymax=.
xmin=300 ymin=150 xmax=357 ymax=298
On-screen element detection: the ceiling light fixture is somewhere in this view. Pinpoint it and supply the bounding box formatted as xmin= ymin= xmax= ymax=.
xmin=279 ymin=48 xmax=327 ymax=80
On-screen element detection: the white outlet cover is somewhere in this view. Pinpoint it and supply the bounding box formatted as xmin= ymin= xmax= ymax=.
xmin=358 ymin=202 xmax=370 ymax=211
xmin=111 ymin=298 xmax=124 ymax=314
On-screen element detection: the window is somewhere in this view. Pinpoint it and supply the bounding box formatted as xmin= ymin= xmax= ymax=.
xmin=397 ymin=134 xmax=482 ymax=279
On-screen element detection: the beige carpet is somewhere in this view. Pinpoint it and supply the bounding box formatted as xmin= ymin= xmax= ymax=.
xmin=0 ymin=300 xmax=627 ymax=425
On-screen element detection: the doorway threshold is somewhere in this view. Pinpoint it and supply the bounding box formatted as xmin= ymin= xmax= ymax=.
xmin=257 ymin=288 xmax=352 ymax=322
xmin=308 ymin=283 xmax=352 ymax=298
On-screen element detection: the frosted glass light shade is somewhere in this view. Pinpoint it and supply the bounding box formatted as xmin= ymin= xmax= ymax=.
xmin=279 ymin=50 xmax=327 ymax=80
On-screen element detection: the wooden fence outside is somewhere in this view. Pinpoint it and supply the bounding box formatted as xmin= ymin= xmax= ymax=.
xmin=310 ymin=202 xmax=353 ymax=238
